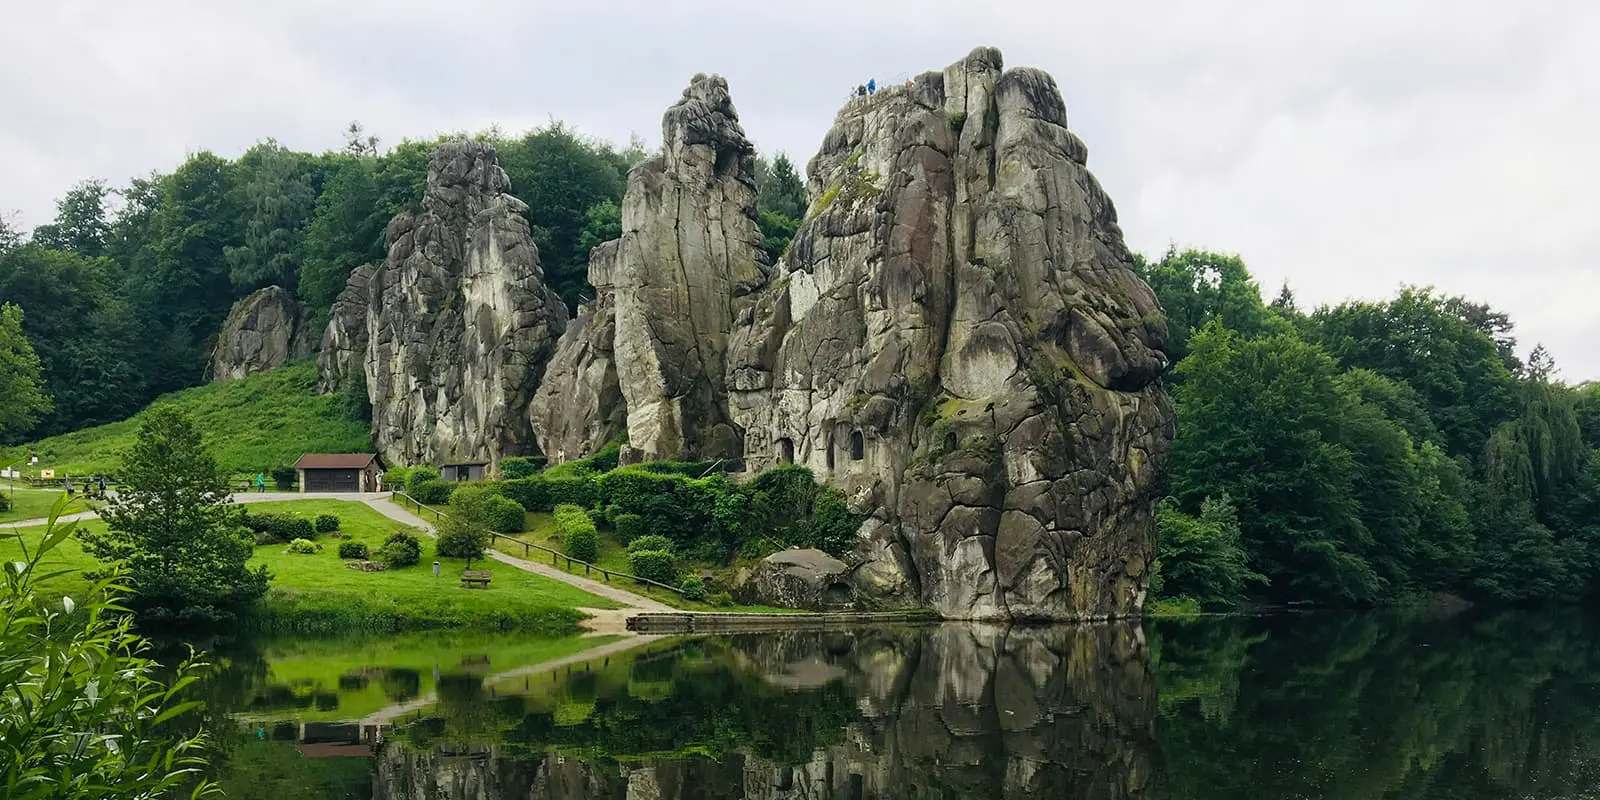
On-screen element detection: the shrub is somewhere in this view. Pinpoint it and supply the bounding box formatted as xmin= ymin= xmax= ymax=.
xmin=613 ymin=513 xmax=645 ymax=542
xmin=499 ymin=456 xmax=545 ymax=479
xmin=314 ymin=514 xmax=341 ymax=533
xmin=708 ymin=591 xmax=734 ymax=608
xmin=680 ymin=574 xmax=706 ymax=601
xmin=436 ymin=526 xmax=488 ymax=559
xmin=629 ymin=549 xmax=676 ymax=585
xmin=242 ymin=512 xmax=314 ymax=543
xmin=285 ymin=538 xmax=321 ymax=554
xmin=498 ymin=477 xmax=550 ymax=512
xmin=554 ymin=504 xmax=599 ymax=562
xmin=406 ymin=466 xmax=439 ymax=495
xmin=411 ymin=479 xmax=455 ymax=505
xmin=546 ymin=475 xmax=598 ymax=509
xmin=338 ymin=542 xmax=370 ymax=560
xmin=484 ymin=494 xmax=526 ymax=533
xmin=383 ymin=466 xmax=412 ymax=489
xmin=0 ymin=494 xmax=9 ymax=513
xmin=806 ymin=487 xmax=860 ymax=556
xmin=380 ymin=531 xmax=422 ymax=568
xmin=271 ymin=466 xmax=297 ymax=490
xmin=626 ymin=534 xmax=675 ymax=555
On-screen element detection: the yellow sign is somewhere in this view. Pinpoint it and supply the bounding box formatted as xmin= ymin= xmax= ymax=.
xmin=39 ymin=469 xmax=55 ymax=479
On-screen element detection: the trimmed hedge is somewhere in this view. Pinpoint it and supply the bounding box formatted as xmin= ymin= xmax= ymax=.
xmin=411 ymin=479 xmax=455 ymax=505
xmin=554 ymin=504 xmax=599 ymax=563
xmin=380 ymin=531 xmax=422 ymax=568
xmin=494 ymin=474 xmax=595 ymax=512
xmin=484 ymin=494 xmax=526 ymax=533
xmin=406 ymin=466 xmax=439 ymax=496
xmin=628 ymin=549 xmax=676 ymax=585
xmin=383 ymin=466 xmax=412 ymax=489
xmin=613 ymin=513 xmax=645 ymax=542
xmin=679 ymin=574 xmax=706 ymax=601
xmin=626 ymin=534 xmax=674 ymax=555
xmin=338 ymin=542 xmax=369 ymax=560
xmin=314 ymin=514 xmax=341 ymax=533
xmin=243 ymin=512 xmax=315 ymax=544
xmin=499 ymin=456 xmax=546 ymax=479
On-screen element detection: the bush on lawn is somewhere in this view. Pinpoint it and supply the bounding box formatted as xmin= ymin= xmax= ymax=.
xmin=554 ymin=504 xmax=599 ymax=562
xmin=314 ymin=514 xmax=341 ymax=533
xmin=625 ymin=534 xmax=674 ymax=555
xmin=285 ymin=538 xmax=321 ymax=554
xmin=380 ymin=531 xmax=422 ymax=568
xmin=411 ymin=479 xmax=454 ymax=505
xmin=613 ymin=513 xmax=645 ymax=542
xmin=484 ymin=494 xmax=525 ymax=533
xmin=679 ymin=574 xmax=706 ymax=601
xmin=338 ymin=542 xmax=369 ymax=560
xmin=628 ymin=549 xmax=676 ymax=585
xmin=243 ymin=512 xmax=314 ymax=543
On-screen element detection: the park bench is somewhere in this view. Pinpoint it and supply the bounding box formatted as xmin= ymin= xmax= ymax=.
xmin=460 ymin=569 xmax=493 ymax=589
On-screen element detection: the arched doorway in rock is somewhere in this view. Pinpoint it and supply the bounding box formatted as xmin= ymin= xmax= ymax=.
xmin=777 ymin=437 xmax=795 ymax=465
xmin=850 ymin=431 xmax=865 ymax=461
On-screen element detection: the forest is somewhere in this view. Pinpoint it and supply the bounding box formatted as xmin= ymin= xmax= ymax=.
xmin=1 ymin=126 xmax=1596 ymax=610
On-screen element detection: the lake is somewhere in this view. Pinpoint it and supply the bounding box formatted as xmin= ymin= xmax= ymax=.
xmin=200 ymin=609 xmax=1600 ymax=799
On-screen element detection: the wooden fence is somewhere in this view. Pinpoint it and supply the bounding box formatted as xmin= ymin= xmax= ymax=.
xmin=391 ymin=491 xmax=687 ymax=597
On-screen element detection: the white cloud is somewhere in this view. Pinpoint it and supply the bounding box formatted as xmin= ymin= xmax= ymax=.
xmin=3 ymin=0 xmax=1596 ymax=377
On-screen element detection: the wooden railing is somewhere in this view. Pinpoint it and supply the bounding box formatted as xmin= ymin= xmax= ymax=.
xmin=391 ymin=491 xmax=686 ymax=596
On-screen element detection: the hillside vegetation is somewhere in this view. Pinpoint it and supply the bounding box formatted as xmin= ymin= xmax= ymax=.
xmin=0 ymin=361 xmax=370 ymax=477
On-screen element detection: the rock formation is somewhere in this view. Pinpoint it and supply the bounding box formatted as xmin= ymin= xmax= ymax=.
xmin=358 ymin=141 xmax=568 ymax=467
xmin=210 ymin=285 xmax=313 ymax=381
xmin=314 ymin=264 xmax=375 ymax=394
xmin=734 ymin=548 xmax=853 ymax=610
xmin=327 ymin=47 xmax=1172 ymax=621
xmin=726 ymin=47 xmax=1173 ymax=620
xmin=610 ymin=73 xmax=768 ymax=460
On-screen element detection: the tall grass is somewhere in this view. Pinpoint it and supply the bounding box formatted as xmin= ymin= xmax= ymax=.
xmin=0 ymin=361 xmax=371 ymax=478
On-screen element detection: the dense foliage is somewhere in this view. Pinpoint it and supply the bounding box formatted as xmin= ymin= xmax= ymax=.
xmin=0 ymin=499 xmax=219 ymax=799
xmin=438 ymin=485 xmax=494 ymax=559
xmin=554 ymin=504 xmax=599 ymax=563
xmin=379 ymin=531 xmax=422 ymax=569
xmin=1139 ymin=248 xmax=1600 ymax=608
xmin=80 ymin=407 xmax=269 ymax=627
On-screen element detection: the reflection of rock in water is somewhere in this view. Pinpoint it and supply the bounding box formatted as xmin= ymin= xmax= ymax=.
xmin=372 ymin=624 xmax=1156 ymax=799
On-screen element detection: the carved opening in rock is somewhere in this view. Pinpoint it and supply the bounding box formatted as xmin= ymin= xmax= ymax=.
xmin=945 ymin=431 xmax=958 ymax=452
xmin=849 ymin=431 xmax=865 ymax=461
xmin=825 ymin=432 xmax=836 ymax=470
xmin=714 ymin=146 xmax=739 ymax=178
xmin=778 ymin=770 xmax=793 ymax=791
xmin=777 ymin=437 xmax=794 ymax=465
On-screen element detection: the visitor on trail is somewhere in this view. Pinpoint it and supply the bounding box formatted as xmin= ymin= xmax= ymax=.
xmin=97 ymin=476 xmax=107 ymax=496
xmin=867 ymin=78 xmax=876 ymax=95
xmin=255 ymin=473 xmax=266 ymax=493
xmin=65 ymin=478 xmax=74 ymax=497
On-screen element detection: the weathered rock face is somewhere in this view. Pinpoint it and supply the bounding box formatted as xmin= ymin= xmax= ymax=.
xmin=726 ymin=47 xmax=1173 ymax=620
xmin=362 ymin=141 xmax=568 ymax=467
xmin=736 ymin=548 xmax=854 ymax=610
xmin=210 ymin=285 xmax=313 ymax=381
xmin=610 ymin=73 xmax=768 ymax=460
xmin=314 ymin=264 xmax=375 ymax=394
xmin=526 ymin=242 xmax=625 ymax=461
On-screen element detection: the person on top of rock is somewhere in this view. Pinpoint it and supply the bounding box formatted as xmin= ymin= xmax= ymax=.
xmin=867 ymin=78 xmax=876 ymax=95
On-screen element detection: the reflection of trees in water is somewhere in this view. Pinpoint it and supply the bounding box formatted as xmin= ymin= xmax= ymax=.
xmin=374 ymin=624 xmax=1158 ymax=799
xmin=1152 ymin=609 xmax=1600 ymax=799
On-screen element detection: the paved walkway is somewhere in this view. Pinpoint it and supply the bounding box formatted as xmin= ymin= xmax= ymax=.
xmin=0 ymin=491 xmax=390 ymax=529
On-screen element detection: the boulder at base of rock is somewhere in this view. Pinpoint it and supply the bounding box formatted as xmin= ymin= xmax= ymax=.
xmin=211 ymin=285 xmax=313 ymax=382
xmin=736 ymin=549 xmax=855 ymax=610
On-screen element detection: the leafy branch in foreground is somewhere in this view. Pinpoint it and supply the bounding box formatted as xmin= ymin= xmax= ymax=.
xmin=0 ymin=494 xmax=219 ymax=799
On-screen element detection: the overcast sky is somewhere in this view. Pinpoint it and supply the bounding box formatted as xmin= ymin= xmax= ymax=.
xmin=4 ymin=1 xmax=1596 ymax=379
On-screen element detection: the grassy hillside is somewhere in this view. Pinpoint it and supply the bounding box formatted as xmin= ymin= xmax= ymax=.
xmin=0 ymin=361 xmax=371 ymax=478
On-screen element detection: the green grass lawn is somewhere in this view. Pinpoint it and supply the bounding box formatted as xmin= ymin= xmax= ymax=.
xmin=0 ymin=487 xmax=70 ymax=523
xmin=492 ymin=511 xmax=803 ymax=614
xmin=1 ymin=499 xmax=618 ymax=633
xmin=228 ymin=629 xmax=622 ymax=723
xmin=0 ymin=361 xmax=371 ymax=478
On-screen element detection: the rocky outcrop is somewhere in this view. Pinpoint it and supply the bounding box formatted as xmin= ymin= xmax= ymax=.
xmin=726 ymin=47 xmax=1173 ymax=620
xmin=526 ymin=242 xmax=625 ymax=461
xmin=210 ymin=285 xmax=313 ymax=381
xmin=736 ymin=548 xmax=854 ymax=610
xmin=362 ymin=141 xmax=568 ymax=467
xmin=611 ymin=73 xmax=768 ymax=461
xmin=314 ymin=264 xmax=375 ymax=394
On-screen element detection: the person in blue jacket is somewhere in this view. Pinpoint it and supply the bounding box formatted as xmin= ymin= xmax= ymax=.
xmin=867 ymin=78 xmax=876 ymax=95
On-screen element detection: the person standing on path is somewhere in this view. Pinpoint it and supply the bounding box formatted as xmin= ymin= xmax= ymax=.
xmin=255 ymin=473 xmax=266 ymax=493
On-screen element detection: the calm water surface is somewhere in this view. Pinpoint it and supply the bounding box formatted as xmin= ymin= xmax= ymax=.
xmin=201 ymin=610 xmax=1600 ymax=799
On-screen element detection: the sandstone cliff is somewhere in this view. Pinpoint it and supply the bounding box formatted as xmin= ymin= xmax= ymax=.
xmin=724 ymin=48 xmax=1173 ymax=620
xmin=210 ymin=285 xmax=313 ymax=381
xmin=348 ymin=141 xmax=567 ymax=466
